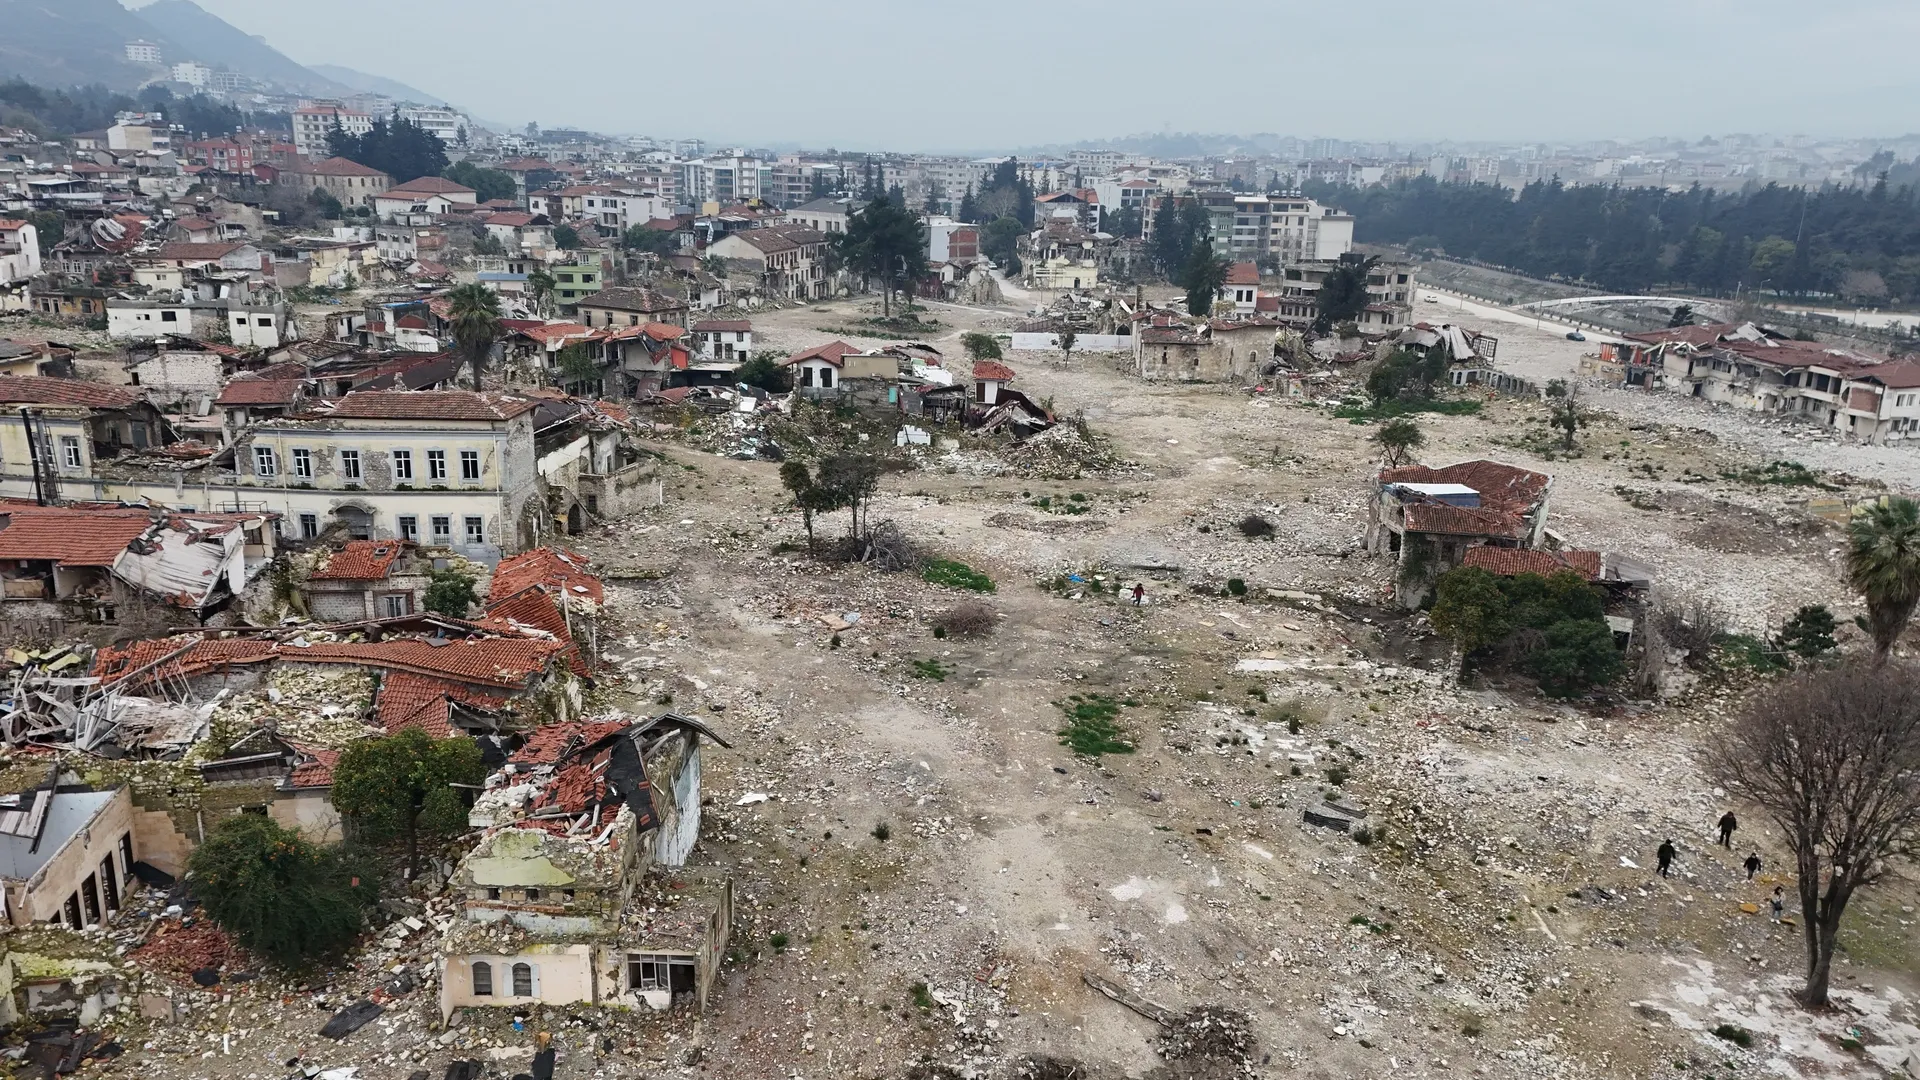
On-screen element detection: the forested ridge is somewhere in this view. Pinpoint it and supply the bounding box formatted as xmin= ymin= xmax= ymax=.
xmin=1303 ymin=175 xmax=1920 ymax=305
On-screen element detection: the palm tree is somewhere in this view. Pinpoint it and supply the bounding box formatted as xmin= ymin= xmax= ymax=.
xmin=1846 ymin=496 xmax=1920 ymax=664
xmin=446 ymin=282 xmax=501 ymax=388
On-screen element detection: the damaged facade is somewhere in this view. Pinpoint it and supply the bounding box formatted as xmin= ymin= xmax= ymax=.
xmin=442 ymin=713 xmax=732 ymax=1016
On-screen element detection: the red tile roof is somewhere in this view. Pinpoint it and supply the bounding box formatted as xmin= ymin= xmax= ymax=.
xmin=602 ymin=322 xmax=685 ymax=343
xmin=0 ymin=377 xmax=140 ymax=408
xmin=327 ymin=390 xmax=538 ymax=421
xmin=483 ymin=587 xmax=590 ymax=677
xmin=0 ymin=509 xmax=154 ymax=566
xmin=1853 ymin=360 xmax=1920 ymax=389
xmin=784 ymin=340 xmax=857 ymax=367
xmin=513 ymin=322 xmax=593 ymax=345
xmin=691 ymin=319 xmax=751 ymax=333
xmin=374 ymin=671 xmax=509 ymax=737
xmin=508 ymin=718 xmax=629 ymax=766
xmin=1383 ymin=459 xmax=1551 ymax=541
xmin=972 ymin=360 xmax=1015 ymax=382
xmin=1226 ymin=261 xmax=1259 ymax=286
xmin=310 ymin=540 xmax=410 ymax=581
xmin=215 ymin=378 xmax=303 ymax=406
xmin=1460 ymin=547 xmax=1601 ymax=580
xmin=579 ymin=287 xmax=685 ymax=314
xmin=93 ymin=635 xmax=280 ymax=687
xmin=292 ymin=157 xmax=389 ymax=177
xmin=286 ymin=745 xmax=340 ymax=788
xmin=286 ymin=636 xmax=564 ymax=689
xmin=490 ymin=546 xmax=602 ymax=604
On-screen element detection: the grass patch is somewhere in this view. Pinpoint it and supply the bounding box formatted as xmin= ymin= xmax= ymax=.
xmin=769 ymin=931 xmax=790 ymax=953
xmin=1720 ymin=460 xmax=1838 ymax=491
xmin=1056 ymin=694 xmax=1134 ymax=757
xmin=923 ymin=559 xmax=995 ymax=592
xmin=1333 ymin=397 xmax=1482 ymax=421
xmin=908 ymin=658 xmax=950 ymax=681
xmin=871 ymin=822 xmax=891 ymax=841
xmin=910 ymin=982 xmax=936 ymax=1010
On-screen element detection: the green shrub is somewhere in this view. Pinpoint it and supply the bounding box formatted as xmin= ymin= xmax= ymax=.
xmin=1227 ymin=578 xmax=1248 ymax=596
xmin=1711 ymin=1024 xmax=1753 ymax=1048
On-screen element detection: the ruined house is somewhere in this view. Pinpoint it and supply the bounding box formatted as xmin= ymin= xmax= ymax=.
xmin=0 ymin=778 xmax=137 ymax=929
xmin=1366 ymin=459 xmax=1553 ymax=606
xmin=442 ymin=713 xmax=732 ymax=1016
xmin=300 ymin=539 xmax=433 ymax=621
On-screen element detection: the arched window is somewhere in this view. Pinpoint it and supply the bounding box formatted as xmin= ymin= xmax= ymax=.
xmin=471 ymin=961 xmax=492 ymax=996
xmin=511 ymin=963 xmax=534 ymax=997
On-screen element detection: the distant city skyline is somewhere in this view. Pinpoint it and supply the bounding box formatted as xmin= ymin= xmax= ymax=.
xmin=130 ymin=0 xmax=1920 ymax=153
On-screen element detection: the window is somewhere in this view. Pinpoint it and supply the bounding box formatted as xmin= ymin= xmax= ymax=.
xmin=299 ymin=512 xmax=319 ymax=539
xmin=59 ymin=436 xmax=81 ymax=470
xmin=486 ymin=887 xmax=500 ymax=900
xmin=340 ymin=449 xmax=362 ymax=480
xmin=392 ymin=449 xmax=413 ymax=480
xmin=253 ymin=445 xmax=276 ymax=477
xmin=511 ymin=963 xmax=533 ymax=997
xmin=526 ymin=888 xmax=540 ymax=901
xmin=380 ymin=593 xmax=411 ymax=617
xmin=161 ymin=310 xmax=177 ymax=322
xmin=471 ymin=962 xmax=493 ymax=996
xmin=398 ymin=515 xmax=419 ymax=541
xmin=464 ymin=516 xmax=485 ymax=545
xmin=459 ymin=450 xmax=480 ymax=481
xmin=257 ymin=318 xmax=272 ymax=327
xmin=431 ymin=515 xmax=451 ymax=543
xmin=427 ymin=449 xmax=446 ymax=480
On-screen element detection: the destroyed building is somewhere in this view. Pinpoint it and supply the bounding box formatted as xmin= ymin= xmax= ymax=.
xmin=300 ymin=539 xmax=435 ymax=621
xmin=443 ymin=713 xmax=732 ymax=1016
xmin=0 ymin=776 xmax=136 ymax=929
xmin=1366 ymin=459 xmax=1553 ymax=606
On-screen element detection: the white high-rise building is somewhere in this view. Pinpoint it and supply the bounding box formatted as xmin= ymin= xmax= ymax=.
xmin=292 ymin=101 xmax=374 ymax=158
xmin=171 ymin=62 xmax=212 ymax=87
xmin=125 ymin=41 xmax=161 ymax=64
xmin=398 ymin=106 xmax=468 ymax=143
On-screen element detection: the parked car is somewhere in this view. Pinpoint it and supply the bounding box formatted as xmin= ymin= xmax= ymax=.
xmin=1565 ymin=331 xmax=1586 ymax=341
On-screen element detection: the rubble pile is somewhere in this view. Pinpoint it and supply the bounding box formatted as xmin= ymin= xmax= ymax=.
xmin=1002 ymin=422 xmax=1133 ymax=479
xmin=1154 ymin=1006 xmax=1257 ymax=1075
xmin=129 ymin=921 xmax=235 ymax=983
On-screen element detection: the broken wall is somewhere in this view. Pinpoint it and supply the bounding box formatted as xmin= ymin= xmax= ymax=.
xmin=646 ymin=732 xmax=700 ymax=869
xmin=12 ymin=788 xmax=135 ymax=927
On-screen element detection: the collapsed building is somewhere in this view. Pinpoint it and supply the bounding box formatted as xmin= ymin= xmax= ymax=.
xmin=443 ymin=713 xmax=732 ymax=1016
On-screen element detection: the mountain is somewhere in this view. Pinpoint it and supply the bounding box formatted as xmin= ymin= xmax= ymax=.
xmin=308 ymin=64 xmax=446 ymax=106
xmin=129 ymin=0 xmax=346 ymax=93
xmin=0 ymin=0 xmax=185 ymax=90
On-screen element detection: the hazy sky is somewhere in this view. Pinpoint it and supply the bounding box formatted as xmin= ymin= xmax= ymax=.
xmin=138 ymin=0 xmax=1920 ymax=151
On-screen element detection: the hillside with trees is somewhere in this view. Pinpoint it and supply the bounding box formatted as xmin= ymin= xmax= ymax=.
xmin=1304 ymin=175 xmax=1920 ymax=305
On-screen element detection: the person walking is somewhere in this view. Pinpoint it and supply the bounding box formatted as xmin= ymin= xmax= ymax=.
xmin=1717 ymin=811 xmax=1738 ymax=848
xmin=1743 ymin=852 xmax=1761 ymax=880
xmin=1657 ymin=839 xmax=1677 ymax=878
xmin=1769 ymin=886 xmax=1786 ymax=922
xmin=1131 ymin=583 xmax=1145 ymax=605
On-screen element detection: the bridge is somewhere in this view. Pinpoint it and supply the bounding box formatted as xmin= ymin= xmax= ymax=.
xmin=1514 ymin=295 xmax=1735 ymax=319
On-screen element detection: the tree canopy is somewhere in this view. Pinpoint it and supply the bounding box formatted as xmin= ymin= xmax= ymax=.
xmin=188 ymin=815 xmax=371 ymax=969
xmin=444 ymin=160 xmax=516 ymax=203
xmin=1179 ymin=240 xmax=1229 ymax=316
xmin=332 ymin=729 xmax=486 ymax=879
xmin=446 ymin=283 xmax=501 ymax=386
xmin=1846 ymin=495 xmax=1920 ymax=662
xmin=1305 ymin=174 xmax=1920 ymax=303
xmin=843 ymin=196 xmax=927 ymax=316
xmin=328 ymin=114 xmax=449 ymax=184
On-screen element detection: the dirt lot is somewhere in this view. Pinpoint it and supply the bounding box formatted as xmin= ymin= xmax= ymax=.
xmin=84 ymin=296 xmax=1920 ymax=1080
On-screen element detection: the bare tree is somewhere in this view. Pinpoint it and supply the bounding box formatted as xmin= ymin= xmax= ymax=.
xmin=1702 ymin=664 xmax=1920 ymax=1007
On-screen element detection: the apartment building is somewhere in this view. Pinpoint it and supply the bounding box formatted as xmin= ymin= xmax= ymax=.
xmin=292 ymin=102 xmax=374 ymax=158
xmin=1203 ymin=194 xmax=1354 ymax=264
xmin=398 ymin=107 xmax=468 ymax=143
